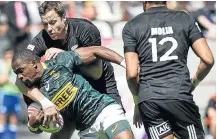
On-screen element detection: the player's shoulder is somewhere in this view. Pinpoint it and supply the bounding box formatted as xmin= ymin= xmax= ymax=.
xmin=31 ymin=29 xmax=49 ymax=45
xmin=123 ymin=12 xmax=149 ymax=32
xmin=32 ymin=30 xmax=43 ymax=40
xmin=126 ymin=12 xmax=146 ymax=26
xmin=176 ymin=10 xmax=192 ymax=19
xmin=56 ymin=51 xmax=76 ymax=60
xmin=67 ymin=17 xmax=94 ymax=27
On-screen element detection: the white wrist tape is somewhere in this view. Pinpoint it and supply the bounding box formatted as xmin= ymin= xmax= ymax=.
xmin=120 ymin=59 xmax=126 ymax=68
xmin=39 ymin=97 xmax=54 ymax=109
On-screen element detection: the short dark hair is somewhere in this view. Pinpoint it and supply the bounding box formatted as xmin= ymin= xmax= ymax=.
xmin=12 ymin=49 xmax=40 ymax=67
xmin=38 ymin=1 xmax=66 ymax=17
xmin=146 ymin=1 xmax=167 ymax=5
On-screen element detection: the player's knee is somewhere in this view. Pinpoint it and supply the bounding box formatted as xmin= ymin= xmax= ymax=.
xmin=105 ymin=120 xmax=133 ymax=139
xmin=162 ymin=134 xmax=174 ymax=139
xmin=113 ymin=130 xmax=134 ymax=139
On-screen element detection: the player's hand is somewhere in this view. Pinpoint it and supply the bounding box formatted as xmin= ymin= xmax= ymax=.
xmin=45 ymin=48 xmax=64 ymax=60
xmin=133 ymin=105 xmax=143 ymax=128
xmin=190 ymin=75 xmax=201 ymax=92
xmin=42 ymin=105 xmax=59 ymax=126
xmin=29 ymin=110 xmax=44 ymax=128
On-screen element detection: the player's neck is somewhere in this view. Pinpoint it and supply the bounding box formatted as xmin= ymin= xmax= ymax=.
xmin=146 ymin=4 xmax=166 ymax=10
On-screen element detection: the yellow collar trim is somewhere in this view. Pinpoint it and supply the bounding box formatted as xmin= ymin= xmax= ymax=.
xmin=41 ymin=62 xmax=47 ymax=69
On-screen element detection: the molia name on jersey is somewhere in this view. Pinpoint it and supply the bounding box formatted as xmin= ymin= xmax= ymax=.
xmin=151 ymin=26 xmax=173 ymax=36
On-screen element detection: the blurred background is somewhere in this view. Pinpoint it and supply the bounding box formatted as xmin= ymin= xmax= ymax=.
xmin=0 ymin=1 xmax=215 ymax=139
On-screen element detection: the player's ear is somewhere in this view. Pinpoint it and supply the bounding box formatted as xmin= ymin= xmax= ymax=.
xmin=63 ymin=16 xmax=66 ymax=22
xmin=32 ymin=60 xmax=37 ymax=69
xmin=143 ymin=2 xmax=146 ymax=11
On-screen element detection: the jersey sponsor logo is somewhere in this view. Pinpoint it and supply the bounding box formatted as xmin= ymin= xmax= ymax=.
xmin=51 ymin=82 xmax=78 ymax=110
xmin=27 ymin=44 xmax=35 ymax=51
xmin=45 ymin=81 xmax=50 ymax=91
xmin=49 ymin=70 xmax=60 ymax=79
xmin=151 ymin=26 xmax=174 ymax=36
xmin=155 ymin=121 xmax=171 ymax=136
xmin=70 ymin=44 xmax=78 ymax=51
xmin=111 ymin=123 xmax=118 ymax=133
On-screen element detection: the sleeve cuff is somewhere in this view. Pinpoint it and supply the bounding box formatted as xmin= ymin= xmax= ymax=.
xmin=191 ymin=33 xmax=204 ymax=45
xmin=124 ymin=46 xmax=136 ymax=53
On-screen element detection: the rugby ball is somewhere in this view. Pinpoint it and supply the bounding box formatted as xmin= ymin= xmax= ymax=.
xmin=28 ymin=102 xmax=64 ymax=133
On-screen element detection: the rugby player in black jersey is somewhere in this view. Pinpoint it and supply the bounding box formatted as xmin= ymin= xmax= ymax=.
xmin=122 ymin=1 xmax=214 ymax=139
xmin=15 ymin=1 xmax=125 ymax=139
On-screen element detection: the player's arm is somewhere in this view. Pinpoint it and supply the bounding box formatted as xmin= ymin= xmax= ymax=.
xmin=74 ymin=22 xmax=103 ymax=80
xmin=187 ymin=15 xmax=214 ymax=87
xmin=191 ymin=38 xmax=214 ymax=87
xmin=17 ymin=39 xmax=59 ymax=125
xmin=74 ymin=46 xmax=126 ymax=68
xmin=122 ymin=22 xmax=142 ymax=128
xmin=124 ymin=52 xmax=139 ymax=104
xmin=27 ymin=104 xmax=44 ymax=134
xmin=124 ymin=52 xmax=142 ymax=128
xmin=15 ymin=74 xmax=54 ymax=108
xmin=122 ymin=22 xmax=140 ymax=105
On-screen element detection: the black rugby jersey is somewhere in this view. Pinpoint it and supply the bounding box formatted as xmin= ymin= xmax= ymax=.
xmin=123 ymin=6 xmax=203 ymax=102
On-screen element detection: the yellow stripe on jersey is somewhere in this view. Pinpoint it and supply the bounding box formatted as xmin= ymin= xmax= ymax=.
xmin=51 ymin=82 xmax=78 ymax=110
xmin=41 ymin=62 xmax=47 ymax=69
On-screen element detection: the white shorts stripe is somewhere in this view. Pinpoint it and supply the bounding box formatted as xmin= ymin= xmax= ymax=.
xmin=191 ymin=125 xmax=197 ymax=139
xmin=187 ymin=125 xmax=193 ymax=139
xmin=190 ymin=125 xmax=195 ymax=139
xmin=152 ymin=127 xmax=159 ymax=139
xmin=149 ymin=128 xmax=156 ymax=139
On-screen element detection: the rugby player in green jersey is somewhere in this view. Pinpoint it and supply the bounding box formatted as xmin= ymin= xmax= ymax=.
xmin=12 ymin=47 xmax=133 ymax=139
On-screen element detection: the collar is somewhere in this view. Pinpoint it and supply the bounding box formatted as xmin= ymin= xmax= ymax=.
xmin=41 ymin=62 xmax=47 ymax=69
xmin=146 ymin=6 xmax=169 ymax=12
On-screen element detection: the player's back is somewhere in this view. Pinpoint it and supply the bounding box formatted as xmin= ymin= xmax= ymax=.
xmin=39 ymin=53 xmax=116 ymax=131
xmin=123 ymin=7 xmax=203 ymax=101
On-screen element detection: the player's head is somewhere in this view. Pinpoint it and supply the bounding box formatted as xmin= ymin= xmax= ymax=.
xmin=143 ymin=1 xmax=167 ymax=11
xmin=39 ymin=1 xmax=67 ymax=40
xmin=12 ymin=49 xmax=43 ymax=88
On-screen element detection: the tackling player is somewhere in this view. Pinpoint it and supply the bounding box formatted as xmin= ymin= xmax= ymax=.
xmin=15 ymin=2 xmax=125 ymax=139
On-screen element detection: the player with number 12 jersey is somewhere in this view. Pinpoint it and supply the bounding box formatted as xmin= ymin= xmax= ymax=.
xmin=122 ymin=7 xmax=203 ymax=102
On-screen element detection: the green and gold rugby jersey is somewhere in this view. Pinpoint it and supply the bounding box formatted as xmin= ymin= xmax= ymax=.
xmin=39 ymin=51 xmax=116 ymax=130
